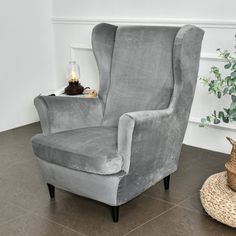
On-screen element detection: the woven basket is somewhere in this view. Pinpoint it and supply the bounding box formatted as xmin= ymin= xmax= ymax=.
xmin=225 ymin=163 xmax=236 ymax=192
xmin=226 ymin=137 xmax=236 ymax=192
xmin=200 ymin=171 xmax=236 ymax=228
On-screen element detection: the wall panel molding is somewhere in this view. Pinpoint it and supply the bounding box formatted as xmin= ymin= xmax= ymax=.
xmin=189 ymin=116 xmax=236 ymax=131
xmin=201 ymin=53 xmax=226 ymax=62
xmin=70 ymin=43 xmax=226 ymax=62
xmin=52 ymin=16 xmax=236 ymax=29
xmin=70 ymin=43 xmax=92 ymax=61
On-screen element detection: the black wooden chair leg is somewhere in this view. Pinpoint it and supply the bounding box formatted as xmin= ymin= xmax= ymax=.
xmin=111 ymin=206 xmax=119 ymax=223
xmin=164 ymin=175 xmax=170 ymax=190
xmin=47 ymin=183 xmax=55 ymax=199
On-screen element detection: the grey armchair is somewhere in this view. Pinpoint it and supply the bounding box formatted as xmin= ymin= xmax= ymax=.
xmin=32 ymin=23 xmax=204 ymax=222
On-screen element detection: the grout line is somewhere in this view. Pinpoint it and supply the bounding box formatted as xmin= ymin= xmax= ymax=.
xmin=174 ymin=193 xmax=207 ymax=216
xmin=142 ymin=190 xmax=193 ymax=205
xmin=0 ymin=212 xmax=30 ymax=227
xmin=0 ymin=158 xmax=38 ymax=180
xmin=3 ymin=200 xmax=31 ymax=214
xmin=0 ymin=192 xmax=41 ymax=216
xmin=33 ymin=212 xmax=86 ymax=236
xmin=175 ymin=192 xmax=197 ymax=204
xmin=170 ymin=192 xmax=199 ymax=208
xmin=175 ymin=204 xmax=207 ymax=216
xmin=8 ymin=201 xmax=45 ymax=215
xmin=123 ymin=193 xmax=203 ymax=235
xmin=1 ymin=191 xmax=50 ymax=215
xmin=123 ymin=205 xmax=178 ymax=236
xmin=142 ymin=194 xmax=176 ymax=206
xmin=30 ymin=194 xmax=72 ymax=214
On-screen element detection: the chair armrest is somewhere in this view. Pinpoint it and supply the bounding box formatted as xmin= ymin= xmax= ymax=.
xmin=34 ymin=96 xmax=103 ymax=135
xmin=118 ymin=108 xmax=184 ymax=174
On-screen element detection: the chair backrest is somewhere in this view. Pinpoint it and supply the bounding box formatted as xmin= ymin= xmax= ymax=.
xmin=92 ymin=24 xmax=198 ymax=126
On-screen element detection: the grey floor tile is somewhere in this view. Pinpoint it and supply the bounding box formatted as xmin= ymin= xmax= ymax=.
xmin=0 ymin=159 xmax=71 ymax=210
xmin=178 ymin=193 xmax=206 ymax=214
xmin=34 ymin=194 xmax=173 ymax=236
xmin=144 ymin=181 xmax=189 ymax=204
xmin=0 ymin=213 xmax=82 ymax=236
xmin=0 ymin=180 xmax=71 ymax=211
xmin=145 ymin=165 xmax=216 ymax=204
xmin=193 ymin=150 xmax=228 ymax=172
xmin=0 ymin=201 xmax=27 ymax=225
xmin=126 ymin=206 xmax=236 ymax=236
xmin=179 ymin=144 xmax=204 ymax=168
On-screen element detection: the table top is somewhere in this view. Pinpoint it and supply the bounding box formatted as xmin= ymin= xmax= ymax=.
xmin=41 ymin=87 xmax=97 ymax=98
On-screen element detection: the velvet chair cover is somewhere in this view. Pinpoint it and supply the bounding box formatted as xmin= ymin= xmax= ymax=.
xmin=32 ymin=23 xmax=204 ymax=219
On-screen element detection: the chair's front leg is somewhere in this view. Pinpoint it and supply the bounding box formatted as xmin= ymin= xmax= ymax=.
xmin=47 ymin=183 xmax=55 ymax=199
xmin=111 ymin=206 xmax=119 ymax=223
xmin=164 ymin=175 xmax=170 ymax=190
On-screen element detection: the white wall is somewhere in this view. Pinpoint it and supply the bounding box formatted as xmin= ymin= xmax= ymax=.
xmin=52 ymin=0 xmax=236 ymax=20
xmin=0 ymin=0 xmax=55 ymax=132
xmin=51 ymin=0 xmax=236 ymax=153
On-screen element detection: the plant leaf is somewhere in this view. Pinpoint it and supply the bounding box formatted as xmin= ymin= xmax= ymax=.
xmin=214 ymin=118 xmax=220 ymax=124
xmin=231 ymin=71 xmax=236 ymax=78
xmin=231 ymin=95 xmax=236 ymax=102
xmin=223 ymin=116 xmax=229 ymax=123
xmin=223 ymin=87 xmax=228 ymax=95
xmin=218 ymin=111 xmax=224 ymax=119
xmin=224 ymin=63 xmax=231 ymax=69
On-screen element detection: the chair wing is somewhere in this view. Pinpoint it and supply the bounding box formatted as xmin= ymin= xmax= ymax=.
xmin=92 ymin=23 xmax=117 ymax=107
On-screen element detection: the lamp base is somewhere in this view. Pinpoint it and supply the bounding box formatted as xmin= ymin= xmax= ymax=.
xmin=64 ymin=81 xmax=84 ymax=95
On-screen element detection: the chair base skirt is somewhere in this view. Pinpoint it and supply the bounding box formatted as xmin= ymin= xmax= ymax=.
xmin=38 ymin=158 xmax=122 ymax=206
xmin=39 ymin=158 xmax=176 ymax=222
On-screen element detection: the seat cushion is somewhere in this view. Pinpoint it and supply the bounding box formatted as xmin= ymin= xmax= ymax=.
xmin=32 ymin=127 xmax=123 ymax=175
xmin=102 ymin=26 xmax=179 ymax=126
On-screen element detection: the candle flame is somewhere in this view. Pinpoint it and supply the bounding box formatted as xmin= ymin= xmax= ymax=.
xmin=69 ymin=70 xmax=79 ymax=82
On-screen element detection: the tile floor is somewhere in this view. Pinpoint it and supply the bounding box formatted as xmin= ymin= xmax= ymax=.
xmin=0 ymin=123 xmax=235 ymax=236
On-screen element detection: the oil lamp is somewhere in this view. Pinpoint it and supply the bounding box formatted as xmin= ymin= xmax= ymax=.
xmin=64 ymin=61 xmax=84 ymax=95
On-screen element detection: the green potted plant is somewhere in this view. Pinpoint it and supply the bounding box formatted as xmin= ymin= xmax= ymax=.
xmin=200 ymin=35 xmax=236 ymax=127
xmin=199 ymin=35 xmax=236 ymax=191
